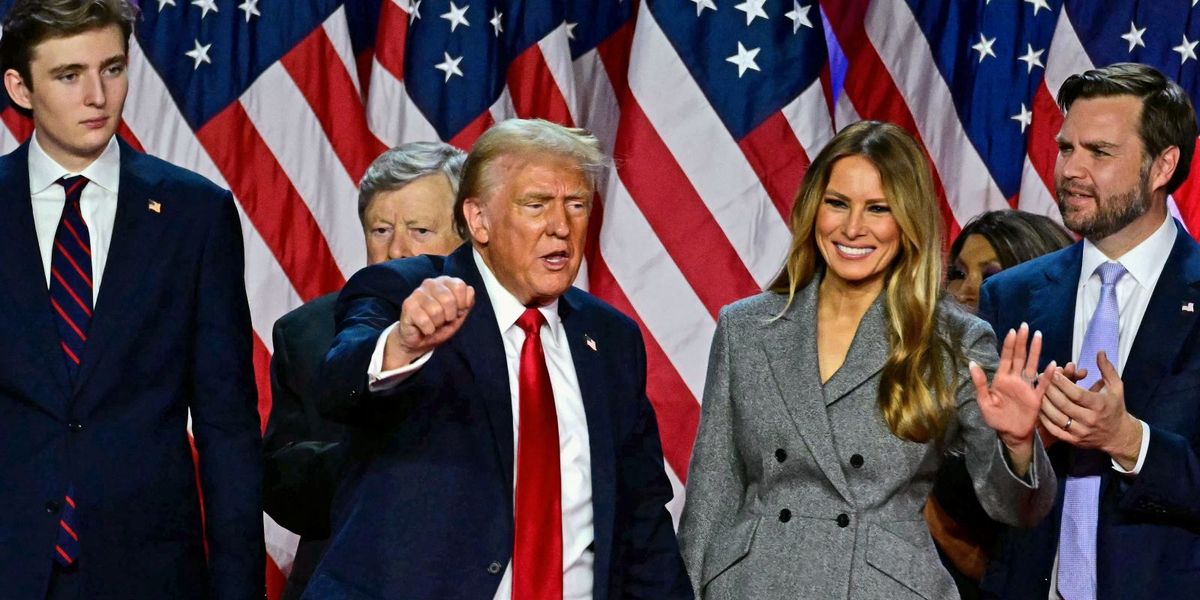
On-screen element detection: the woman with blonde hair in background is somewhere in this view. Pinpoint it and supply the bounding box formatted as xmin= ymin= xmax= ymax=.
xmin=678 ymin=121 xmax=1058 ymax=599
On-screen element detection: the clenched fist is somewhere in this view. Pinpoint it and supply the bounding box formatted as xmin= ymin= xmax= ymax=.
xmin=383 ymin=276 xmax=475 ymax=370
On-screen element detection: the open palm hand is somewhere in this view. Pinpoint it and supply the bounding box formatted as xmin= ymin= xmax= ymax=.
xmin=970 ymin=324 xmax=1054 ymax=447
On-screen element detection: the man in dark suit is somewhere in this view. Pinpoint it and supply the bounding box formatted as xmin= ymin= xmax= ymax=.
xmin=303 ymin=118 xmax=691 ymax=599
xmin=980 ymin=63 xmax=1200 ymax=599
xmin=264 ymin=142 xmax=465 ymax=599
xmin=0 ymin=1 xmax=264 ymax=598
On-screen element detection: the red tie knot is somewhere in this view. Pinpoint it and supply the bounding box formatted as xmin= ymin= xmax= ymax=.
xmin=516 ymin=307 xmax=546 ymax=336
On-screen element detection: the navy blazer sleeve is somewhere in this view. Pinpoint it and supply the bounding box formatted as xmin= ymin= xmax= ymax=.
xmin=263 ymin=304 xmax=344 ymax=539
xmin=189 ymin=193 xmax=267 ymax=599
xmin=319 ymin=257 xmax=440 ymax=424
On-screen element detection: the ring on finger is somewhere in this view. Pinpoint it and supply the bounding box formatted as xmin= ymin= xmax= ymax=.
xmin=1064 ymin=417 xmax=1073 ymax=431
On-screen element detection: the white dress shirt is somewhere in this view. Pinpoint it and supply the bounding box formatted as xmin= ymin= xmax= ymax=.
xmin=30 ymin=133 xmax=121 ymax=302
xmin=366 ymin=249 xmax=595 ymax=600
xmin=1048 ymin=214 xmax=1174 ymax=598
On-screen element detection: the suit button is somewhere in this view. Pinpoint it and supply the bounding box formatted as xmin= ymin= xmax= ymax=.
xmin=67 ymin=422 xmax=84 ymax=432
xmin=45 ymin=500 xmax=61 ymax=514
xmin=837 ymin=513 xmax=850 ymax=528
xmin=487 ymin=561 xmax=502 ymax=575
xmin=850 ymin=454 xmax=864 ymax=468
xmin=775 ymin=448 xmax=787 ymax=463
xmin=779 ymin=508 xmax=791 ymax=523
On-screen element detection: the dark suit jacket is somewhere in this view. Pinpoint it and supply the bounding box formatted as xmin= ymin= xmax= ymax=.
xmin=264 ymin=292 xmax=345 ymax=600
xmin=0 ymin=140 xmax=265 ymax=599
xmin=303 ymin=244 xmax=692 ymax=599
xmin=979 ymin=219 xmax=1200 ymax=599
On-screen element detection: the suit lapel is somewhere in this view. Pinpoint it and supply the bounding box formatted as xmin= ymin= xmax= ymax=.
xmin=1028 ymin=244 xmax=1082 ymax=369
xmin=822 ymin=297 xmax=889 ymax=407
xmin=74 ymin=144 xmax=167 ymax=395
xmin=443 ymin=246 xmax=517 ymax=503
xmin=559 ymin=290 xmax=616 ymax=582
xmin=0 ymin=143 xmax=72 ymax=409
xmin=1122 ymin=221 xmax=1200 ymax=412
xmin=761 ymin=282 xmax=854 ymax=503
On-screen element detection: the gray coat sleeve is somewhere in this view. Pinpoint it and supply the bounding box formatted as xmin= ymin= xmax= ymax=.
xmin=956 ymin=319 xmax=1058 ymax=528
xmin=677 ymin=308 xmax=747 ymax=595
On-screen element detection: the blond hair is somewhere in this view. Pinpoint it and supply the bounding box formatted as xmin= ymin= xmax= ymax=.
xmin=770 ymin=121 xmax=956 ymax=443
xmin=453 ymin=118 xmax=608 ymax=239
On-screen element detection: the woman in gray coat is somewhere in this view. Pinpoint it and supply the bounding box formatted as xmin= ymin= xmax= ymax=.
xmin=678 ymin=121 xmax=1058 ymax=600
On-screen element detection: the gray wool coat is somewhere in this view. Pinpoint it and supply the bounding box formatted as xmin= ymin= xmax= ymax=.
xmin=678 ymin=281 xmax=1056 ymax=600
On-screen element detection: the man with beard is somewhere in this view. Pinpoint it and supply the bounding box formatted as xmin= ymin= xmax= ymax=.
xmin=979 ymin=63 xmax=1200 ymax=600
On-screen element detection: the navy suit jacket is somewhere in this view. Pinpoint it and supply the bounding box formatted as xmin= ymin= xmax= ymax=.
xmin=304 ymin=244 xmax=692 ymax=599
xmin=0 ymin=140 xmax=265 ymax=599
xmin=264 ymin=292 xmax=345 ymax=599
xmin=979 ymin=219 xmax=1200 ymax=599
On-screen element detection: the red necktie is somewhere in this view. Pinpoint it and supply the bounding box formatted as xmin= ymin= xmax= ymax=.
xmin=512 ymin=308 xmax=562 ymax=599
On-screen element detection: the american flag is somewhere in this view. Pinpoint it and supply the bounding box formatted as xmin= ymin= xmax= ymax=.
xmin=1 ymin=0 xmax=1198 ymax=597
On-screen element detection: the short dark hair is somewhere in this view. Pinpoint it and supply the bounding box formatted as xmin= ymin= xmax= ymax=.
xmin=0 ymin=0 xmax=138 ymax=94
xmin=949 ymin=210 xmax=1075 ymax=270
xmin=1057 ymin=62 xmax=1197 ymax=194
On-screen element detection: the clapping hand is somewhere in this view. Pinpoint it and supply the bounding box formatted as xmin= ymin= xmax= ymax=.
xmin=1039 ymin=351 xmax=1143 ymax=469
xmin=969 ymin=323 xmax=1056 ymax=474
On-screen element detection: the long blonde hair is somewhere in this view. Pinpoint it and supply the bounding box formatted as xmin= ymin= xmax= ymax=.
xmin=770 ymin=121 xmax=956 ymax=443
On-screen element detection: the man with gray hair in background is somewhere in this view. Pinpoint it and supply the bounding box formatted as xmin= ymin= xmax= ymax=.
xmin=264 ymin=141 xmax=466 ymax=600
xmin=305 ymin=119 xmax=691 ymax=599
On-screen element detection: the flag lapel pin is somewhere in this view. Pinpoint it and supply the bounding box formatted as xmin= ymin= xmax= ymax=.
xmin=584 ymin=334 xmax=597 ymax=352
xmin=147 ymin=200 xmax=162 ymax=213
xmin=1184 ymin=302 xmax=1195 ymax=313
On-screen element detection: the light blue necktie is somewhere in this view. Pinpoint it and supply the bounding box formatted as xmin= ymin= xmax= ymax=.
xmin=1058 ymin=261 xmax=1126 ymax=600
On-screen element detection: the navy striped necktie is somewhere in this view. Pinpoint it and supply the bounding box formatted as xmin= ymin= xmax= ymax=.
xmin=49 ymin=175 xmax=92 ymax=381
xmin=49 ymin=174 xmax=89 ymax=567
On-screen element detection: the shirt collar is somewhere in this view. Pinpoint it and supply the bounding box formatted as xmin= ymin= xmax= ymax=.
xmin=1080 ymin=214 xmax=1177 ymax=290
xmin=28 ymin=133 xmax=121 ymax=196
xmin=471 ymin=248 xmax=562 ymax=339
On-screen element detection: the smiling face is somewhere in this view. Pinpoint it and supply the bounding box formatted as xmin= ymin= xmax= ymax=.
xmin=1054 ymin=95 xmax=1164 ymax=242
xmin=363 ymin=173 xmax=461 ymax=264
xmin=3 ymin=25 xmax=128 ymax=172
xmin=464 ymin=152 xmax=591 ymax=305
xmin=814 ymin=155 xmax=901 ymax=293
xmin=947 ymin=233 xmax=1001 ymax=311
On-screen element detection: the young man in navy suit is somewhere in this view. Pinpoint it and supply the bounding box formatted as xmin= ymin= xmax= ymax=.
xmin=0 ymin=1 xmax=264 ymax=598
xmin=305 ymin=119 xmax=692 ymax=599
xmin=980 ymin=63 xmax=1200 ymax=599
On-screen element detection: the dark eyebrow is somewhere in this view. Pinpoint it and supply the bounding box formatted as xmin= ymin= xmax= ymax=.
xmin=1081 ymin=141 xmax=1118 ymax=152
xmin=48 ymin=63 xmax=85 ymax=77
xmin=47 ymin=54 xmax=126 ymax=77
xmin=1055 ymin=135 xmax=1118 ymax=151
xmin=99 ymin=54 xmax=127 ymax=69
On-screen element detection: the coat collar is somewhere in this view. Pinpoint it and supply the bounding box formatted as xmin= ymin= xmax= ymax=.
xmin=1123 ymin=219 xmax=1200 ymax=411
xmin=72 ymin=140 xmax=168 ymax=396
xmin=0 ymin=142 xmax=73 ymax=411
xmin=761 ymin=279 xmax=861 ymax=503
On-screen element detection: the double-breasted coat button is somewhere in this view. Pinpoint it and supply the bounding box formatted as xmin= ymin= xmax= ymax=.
xmin=774 ymin=448 xmax=787 ymax=463
xmin=779 ymin=508 xmax=792 ymax=523
xmin=836 ymin=513 xmax=850 ymax=528
xmin=487 ymin=561 xmax=502 ymax=575
xmin=850 ymin=454 xmax=864 ymax=468
xmin=44 ymin=500 xmax=60 ymax=514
